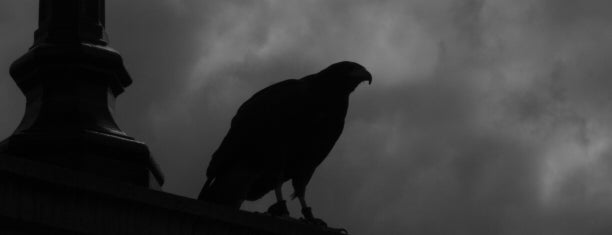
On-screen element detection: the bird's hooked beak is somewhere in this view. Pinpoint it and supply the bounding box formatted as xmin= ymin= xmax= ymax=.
xmin=350 ymin=68 xmax=373 ymax=85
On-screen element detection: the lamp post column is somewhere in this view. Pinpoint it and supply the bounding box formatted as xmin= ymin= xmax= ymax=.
xmin=1 ymin=0 xmax=164 ymax=188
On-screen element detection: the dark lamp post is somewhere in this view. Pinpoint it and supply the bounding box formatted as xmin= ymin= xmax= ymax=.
xmin=1 ymin=0 xmax=164 ymax=189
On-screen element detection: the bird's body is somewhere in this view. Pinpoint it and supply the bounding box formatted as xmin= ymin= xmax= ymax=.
xmin=199 ymin=61 xmax=371 ymax=227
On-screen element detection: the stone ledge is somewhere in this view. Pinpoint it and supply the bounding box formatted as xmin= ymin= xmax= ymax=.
xmin=0 ymin=154 xmax=346 ymax=235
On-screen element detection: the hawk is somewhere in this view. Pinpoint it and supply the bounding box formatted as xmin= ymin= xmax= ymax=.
xmin=199 ymin=61 xmax=372 ymax=228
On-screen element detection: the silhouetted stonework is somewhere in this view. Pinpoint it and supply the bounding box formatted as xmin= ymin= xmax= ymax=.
xmin=0 ymin=154 xmax=345 ymax=235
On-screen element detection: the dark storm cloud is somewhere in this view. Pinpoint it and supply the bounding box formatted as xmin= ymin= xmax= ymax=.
xmin=2 ymin=0 xmax=612 ymax=234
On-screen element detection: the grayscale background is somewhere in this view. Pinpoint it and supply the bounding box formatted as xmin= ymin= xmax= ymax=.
xmin=1 ymin=1 xmax=612 ymax=234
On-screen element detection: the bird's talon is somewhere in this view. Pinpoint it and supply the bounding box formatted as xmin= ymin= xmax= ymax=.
xmin=300 ymin=207 xmax=328 ymax=227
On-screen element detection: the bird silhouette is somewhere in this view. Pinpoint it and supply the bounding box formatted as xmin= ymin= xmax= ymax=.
xmin=199 ymin=61 xmax=372 ymax=229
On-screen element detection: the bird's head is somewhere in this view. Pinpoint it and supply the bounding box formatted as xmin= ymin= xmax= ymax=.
xmin=316 ymin=61 xmax=372 ymax=95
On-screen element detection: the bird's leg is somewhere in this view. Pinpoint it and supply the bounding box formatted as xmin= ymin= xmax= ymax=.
xmin=275 ymin=185 xmax=285 ymax=202
xmin=266 ymin=185 xmax=289 ymax=216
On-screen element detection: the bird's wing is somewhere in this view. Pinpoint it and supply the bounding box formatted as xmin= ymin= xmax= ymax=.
xmin=206 ymin=79 xmax=309 ymax=179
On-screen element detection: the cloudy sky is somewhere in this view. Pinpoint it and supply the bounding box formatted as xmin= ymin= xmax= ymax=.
xmin=2 ymin=0 xmax=612 ymax=234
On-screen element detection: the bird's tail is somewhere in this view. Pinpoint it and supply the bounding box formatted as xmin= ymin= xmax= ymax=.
xmin=198 ymin=177 xmax=214 ymax=200
xmin=197 ymin=173 xmax=247 ymax=209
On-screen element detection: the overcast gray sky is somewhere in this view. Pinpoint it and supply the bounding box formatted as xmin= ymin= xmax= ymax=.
xmin=2 ymin=0 xmax=612 ymax=234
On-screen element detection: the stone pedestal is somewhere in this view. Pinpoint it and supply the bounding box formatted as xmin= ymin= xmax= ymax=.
xmin=0 ymin=154 xmax=344 ymax=235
